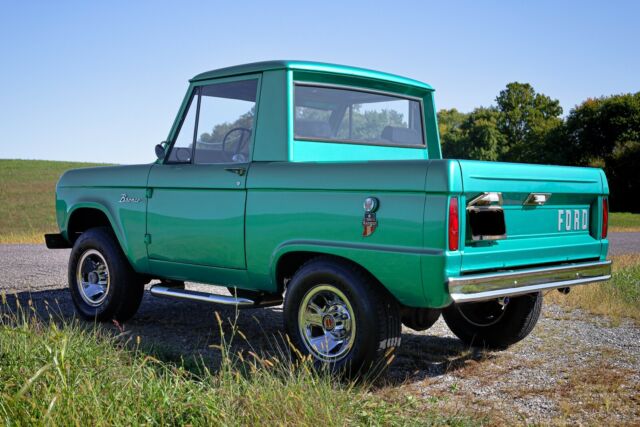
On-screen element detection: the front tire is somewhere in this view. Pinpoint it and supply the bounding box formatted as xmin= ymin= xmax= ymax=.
xmin=283 ymin=257 xmax=401 ymax=376
xmin=442 ymin=292 xmax=542 ymax=349
xmin=68 ymin=227 xmax=144 ymax=322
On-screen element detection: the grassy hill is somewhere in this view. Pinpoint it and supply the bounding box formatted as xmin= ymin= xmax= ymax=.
xmin=0 ymin=159 xmax=109 ymax=243
xmin=0 ymin=159 xmax=638 ymax=244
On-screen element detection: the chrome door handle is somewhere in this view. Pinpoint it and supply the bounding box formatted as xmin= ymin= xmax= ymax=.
xmin=224 ymin=167 xmax=246 ymax=176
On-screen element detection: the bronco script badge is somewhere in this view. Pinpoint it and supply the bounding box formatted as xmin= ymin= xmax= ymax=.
xmin=362 ymin=197 xmax=379 ymax=237
xmin=119 ymin=193 xmax=142 ymax=203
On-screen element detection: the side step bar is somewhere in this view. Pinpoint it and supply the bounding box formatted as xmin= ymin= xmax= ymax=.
xmin=149 ymin=285 xmax=282 ymax=308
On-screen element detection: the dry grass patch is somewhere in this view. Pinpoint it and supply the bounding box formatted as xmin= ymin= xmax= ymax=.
xmin=553 ymin=363 xmax=640 ymax=425
xmin=490 ymin=359 xmax=639 ymax=425
xmin=0 ymin=232 xmax=47 ymax=245
xmin=546 ymin=253 xmax=640 ymax=322
xmin=609 ymin=212 xmax=640 ymax=232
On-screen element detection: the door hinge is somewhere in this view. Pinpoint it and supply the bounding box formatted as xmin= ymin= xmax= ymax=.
xmin=144 ymin=234 xmax=152 ymax=244
xmin=146 ymin=188 xmax=153 ymax=198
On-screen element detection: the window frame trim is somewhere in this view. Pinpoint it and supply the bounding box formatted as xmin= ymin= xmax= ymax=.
xmin=163 ymin=88 xmax=198 ymax=165
xmin=292 ymin=82 xmax=427 ymax=149
xmin=163 ymin=74 xmax=262 ymax=165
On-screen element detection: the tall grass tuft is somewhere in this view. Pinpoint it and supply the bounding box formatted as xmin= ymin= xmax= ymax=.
xmin=0 ymin=297 xmax=470 ymax=426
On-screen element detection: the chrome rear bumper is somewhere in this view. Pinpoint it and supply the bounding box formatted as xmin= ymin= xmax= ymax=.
xmin=448 ymin=260 xmax=612 ymax=303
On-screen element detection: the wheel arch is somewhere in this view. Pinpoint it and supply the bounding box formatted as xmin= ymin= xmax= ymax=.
xmin=272 ymin=246 xmax=400 ymax=305
xmin=65 ymin=204 xmax=129 ymax=258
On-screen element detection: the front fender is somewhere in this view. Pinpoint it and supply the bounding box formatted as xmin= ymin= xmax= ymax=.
xmin=58 ymin=189 xmax=149 ymax=274
xmin=63 ymin=202 xmax=124 ymax=246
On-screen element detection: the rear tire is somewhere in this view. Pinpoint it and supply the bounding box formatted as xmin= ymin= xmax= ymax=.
xmin=284 ymin=257 xmax=401 ymax=377
xmin=442 ymin=292 xmax=542 ymax=349
xmin=68 ymin=227 xmax=144 ymax=322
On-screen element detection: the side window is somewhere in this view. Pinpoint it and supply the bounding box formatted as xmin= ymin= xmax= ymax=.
xmin=167 ymin=94 xmax=197 ymax=163
xmin=194 ymin=79 xmax=258 ymax=164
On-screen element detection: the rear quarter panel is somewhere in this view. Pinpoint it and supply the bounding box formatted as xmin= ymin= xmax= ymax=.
xmin=245 ymin=161 xmax=433 ymax=306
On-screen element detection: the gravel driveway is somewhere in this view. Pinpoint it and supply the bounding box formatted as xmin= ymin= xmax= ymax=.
xmin=1 ymin=232 xmax=639 ymax=424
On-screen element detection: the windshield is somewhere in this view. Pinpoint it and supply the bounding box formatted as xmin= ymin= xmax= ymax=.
xmin=294 ymin=84 xmax=424 ymax=147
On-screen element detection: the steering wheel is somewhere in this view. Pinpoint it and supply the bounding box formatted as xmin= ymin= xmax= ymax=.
xmin=222 ymin=127 xmax=252 ymax=158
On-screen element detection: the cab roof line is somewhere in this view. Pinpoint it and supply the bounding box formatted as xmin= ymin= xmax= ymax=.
xmin=190 ymin=60 xmax=434 ymax=91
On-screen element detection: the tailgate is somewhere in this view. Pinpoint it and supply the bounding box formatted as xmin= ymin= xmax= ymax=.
xmin=458 ymin=160 xmax=607 ymax=273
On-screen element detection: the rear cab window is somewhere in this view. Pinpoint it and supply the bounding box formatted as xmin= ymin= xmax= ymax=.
xmin=294 ymin=84 xmax=425 ymax=147
xmin=289 ymin=73 xmax=434 ymax=162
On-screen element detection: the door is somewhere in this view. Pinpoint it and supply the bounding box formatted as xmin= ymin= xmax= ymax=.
xmin=146 ymin=77 xmax=259 ymax=269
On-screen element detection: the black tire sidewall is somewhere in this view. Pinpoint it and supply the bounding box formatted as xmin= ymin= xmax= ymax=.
xmin=284 ymin=258 xmax=397 ymax=374
xmin=443 ymin=292 xmax=542 ymax=349
xmin=68 ymin=227 xmax=137 ymax=321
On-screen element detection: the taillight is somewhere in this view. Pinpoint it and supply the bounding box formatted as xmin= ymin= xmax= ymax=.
xmin=602 ymin=198 xmax=608 ymax=239
xmin=448 ymin=197 xmax=459 ymax=251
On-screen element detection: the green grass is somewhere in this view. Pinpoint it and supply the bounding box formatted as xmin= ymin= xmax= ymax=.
xmin=609 ymin=212 xmax=640 ymax=232
xmin=0 ymin=159 xmax=109 ymax=243
xmin=0 ymin=305 xmax=474 ymax=426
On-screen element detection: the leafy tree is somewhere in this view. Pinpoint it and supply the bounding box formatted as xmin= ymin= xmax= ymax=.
xmin=438 ymin=108 xmax=468 ymax=157
xmin=565 ymin=93 xmax=640 ymax=211
xmin=607 ymin=140 xmax=640 ymax=212
xmin=565 ymin=93 xmax=640 ymax=165
xmin=439 ymin=83 xmax=639 ymax=211
xmin=296 ymin=104 xmax=406 ymax=141
xmin=461 ymin=108 xmax=504 ymax=161
xmin=440 ymin=83 xmax=563 ymax=163
xmin=495 ymin=82 xmax=563 ymax=163
xmin=438 ymin=108 xmax=467 ymax=138
xmin=440 ymin=108 xmax=503 ymax=160
xmin=342 ymin=106 xmax=405 ymax=140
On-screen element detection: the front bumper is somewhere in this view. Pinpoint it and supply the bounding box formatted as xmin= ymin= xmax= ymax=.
xmin=448 ymin=260 xmax=612 ymax=303
xmin=44 ymin=233 xmax=72 ymax=249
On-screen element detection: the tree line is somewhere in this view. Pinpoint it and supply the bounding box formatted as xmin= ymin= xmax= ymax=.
xmin=438 ymin=84 xmax=639 ymax=212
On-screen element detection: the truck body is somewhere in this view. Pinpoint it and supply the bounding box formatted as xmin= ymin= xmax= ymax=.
xmin=47 ymin=61 xmax=611 ymax=372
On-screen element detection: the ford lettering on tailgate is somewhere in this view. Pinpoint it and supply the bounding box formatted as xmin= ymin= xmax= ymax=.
xmin=558 ymin=209 xmax=589 ymax=231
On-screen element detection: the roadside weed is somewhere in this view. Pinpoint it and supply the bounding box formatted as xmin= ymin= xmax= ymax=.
xmin=0 ymin=299 xmax=471 ymax=426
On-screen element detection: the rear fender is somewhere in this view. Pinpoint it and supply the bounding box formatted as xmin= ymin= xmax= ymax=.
xmin=270 ymin=241 xmax=428 ymax=307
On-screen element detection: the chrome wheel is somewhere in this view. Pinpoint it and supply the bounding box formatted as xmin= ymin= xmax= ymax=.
xmin=76 ymin=249 xmax=110 ymax=307
xmin=298 ymin=285 xmax=356 ymax=362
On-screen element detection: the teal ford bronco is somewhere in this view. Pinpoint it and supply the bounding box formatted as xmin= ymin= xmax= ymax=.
xmin=46 ymin=61 xmax=611 ymax=374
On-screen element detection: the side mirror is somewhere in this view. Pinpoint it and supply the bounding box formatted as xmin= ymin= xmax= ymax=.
xmin=155 ymin=142 xmax=167 ymax=160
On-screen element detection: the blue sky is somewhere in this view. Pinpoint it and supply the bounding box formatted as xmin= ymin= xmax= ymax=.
xmin=1 ymin=1 xmax=638 ymax=164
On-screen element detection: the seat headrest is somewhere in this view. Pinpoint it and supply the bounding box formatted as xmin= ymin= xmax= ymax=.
xmin=381 ymin=126 xmax=421 ymax=145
